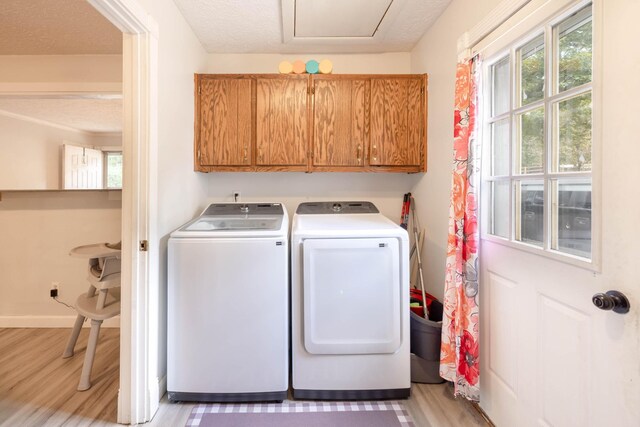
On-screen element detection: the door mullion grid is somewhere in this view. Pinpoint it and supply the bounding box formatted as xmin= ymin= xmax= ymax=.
xmin=481 ymin=1 xmax=595 ymax=263
xmin=509 ymin=46 xmax=521 ymax=242
xmin=543 ymin=22 xmax=553 ymax=252
xmin=507 ymin=46 xmax=515 ymax=242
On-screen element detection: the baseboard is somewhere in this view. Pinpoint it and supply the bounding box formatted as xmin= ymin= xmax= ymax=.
xmin=157 ymin=375 xmax=167 ymax=400
xmin=473 ymin=402 xmax=496 ymax=427
xmin=0 ymin=315 xmax=120 ymax=328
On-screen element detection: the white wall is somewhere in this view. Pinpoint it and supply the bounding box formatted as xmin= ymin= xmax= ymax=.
xmin=409 ymin=0 xmax=502 ymax=300
xmin=205 ymin=172 xmax=421 ymax=221
xmin=203 ymin=52 xmax=416 ymax=220
xmin=0 ymin=114 xmax=121 ymax=190
xmin=205 ymin=52 xmax=411 ymax=74
xmin=598 ymin=0 xmax=640 ymax=419
xmin=0 ymin=191 xmax=122 ymax=326
xmin=0 ymin=55 xmax=122 ymax=92
xmin=135 ymin=0 xmax=209 ymax=388
xmin=0 ymin=53 xmax=123 ymax=326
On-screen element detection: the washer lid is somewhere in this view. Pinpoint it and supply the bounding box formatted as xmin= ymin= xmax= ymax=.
xmin=181 ymin=216 xmax=281 ymax=232
xmin=192 ymin=203 xmax=284 ymax=231
xmin=296 ymin=201 xmax=379 ymax=215
xmin=171 ymin=202 xmax=288 ymax=237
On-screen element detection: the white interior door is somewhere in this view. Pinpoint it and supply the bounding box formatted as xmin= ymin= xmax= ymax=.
xmin=63 ymin=144 xmax=103 ymax=189
xmin=478 ymin=1 xmax=639 ymax=426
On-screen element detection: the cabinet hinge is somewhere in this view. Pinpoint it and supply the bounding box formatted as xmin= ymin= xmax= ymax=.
xmin=421 ymin=87 xmax=424 ymax=95
xmin=198 ymin=86 xmax=201 ymax=95
xmin=139 ymin=240 xmax=148 ymax=252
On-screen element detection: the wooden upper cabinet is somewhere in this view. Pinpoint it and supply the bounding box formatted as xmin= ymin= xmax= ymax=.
xmin=311 ymin=76 xmax=369 ymax=170
xmin=195 ymin=75 xmax=252 ymax=170
xmin=256 ymin=75 xmax=308 ymax=169
xmin=194 ymin=73 xmax=427 ymax=173
xmin=370 ymin=75 xmax=427 ymax=171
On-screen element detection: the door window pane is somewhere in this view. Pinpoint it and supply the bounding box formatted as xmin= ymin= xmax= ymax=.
xmin=492 ymin=57 xmax=510 ymax=116
xmin=554 ymin=92 xmax=592 ymax=172
xmin=517 ymin=180 xmax=544 ymax=247
xmin=518 ymin=35 xmax=545 ymax=106
xmin=517 ymin=106 xmax=544 ymax=174
xmin=491 ymin=181 xmax=510 ymax=238
xmin=482 ymin=4 xmax=594 ymax=263
xmin=552 ymin=179 xmax=591 ymax=258
xmin=557 ymin=7 xmax=592 ymax=93
xmin=491 ymin=119 xmax=510 ymax=176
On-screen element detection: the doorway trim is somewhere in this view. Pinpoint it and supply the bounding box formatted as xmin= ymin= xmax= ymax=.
xmin=87 ymin=0 xmax=158 ymax=423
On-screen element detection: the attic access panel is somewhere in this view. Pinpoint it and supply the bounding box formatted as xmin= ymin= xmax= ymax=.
xmin=294 ymin=0 xmax=393 ymax=38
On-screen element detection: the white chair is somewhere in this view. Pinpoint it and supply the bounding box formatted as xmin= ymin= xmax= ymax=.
xmin=62 ymin=242 xmax=121 ymax=391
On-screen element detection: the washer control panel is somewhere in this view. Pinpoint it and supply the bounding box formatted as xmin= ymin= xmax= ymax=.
xmin=202 ymin=203 xmax=283 ymax=216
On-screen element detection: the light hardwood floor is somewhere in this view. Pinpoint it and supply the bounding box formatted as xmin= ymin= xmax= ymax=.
xmin=0 ymin=329 xmax=489 ymax=427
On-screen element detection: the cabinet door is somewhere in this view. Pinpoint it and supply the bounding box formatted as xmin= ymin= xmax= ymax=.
xmin=312 ymin=77 xmax=369 ymax=168
xmin=256 ymin=76 xmax=308 ymax=167
xmin=370 ymin=76 xmax=425 ymax=169
xmin=197 ymin=76 xmax=252 ymax=168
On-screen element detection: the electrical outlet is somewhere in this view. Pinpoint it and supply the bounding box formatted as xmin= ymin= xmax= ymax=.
xmin=50 ymin=282 xmax=60 ymax=298
xmin=233 ymin=191 xmax=241 ymax=202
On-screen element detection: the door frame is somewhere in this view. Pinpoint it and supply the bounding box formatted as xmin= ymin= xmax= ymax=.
xmin=87 ymin=0 xmax=158 ymax=423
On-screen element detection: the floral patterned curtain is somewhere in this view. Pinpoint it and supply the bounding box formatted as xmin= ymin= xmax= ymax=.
xmin=440 ymin=57 xmax=481 ymax=401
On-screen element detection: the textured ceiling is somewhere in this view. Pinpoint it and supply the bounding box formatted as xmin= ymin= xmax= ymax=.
xmin=0 ymin=1 xmax=122 ymax=133
xmin=0 ymin=0 xmax=122 ymax=55
xmin=172 ymin=0 xmax=452 ymax=53
xmin=0 ymin=98 xmax=122 ymax=133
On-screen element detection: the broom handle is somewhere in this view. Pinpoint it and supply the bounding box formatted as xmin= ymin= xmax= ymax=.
xmin=410 ymin=196 xmax=428 ymax=318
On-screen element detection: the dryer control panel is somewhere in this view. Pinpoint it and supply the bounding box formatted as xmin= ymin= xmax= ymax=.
xmin=296 ymin=201 xmax=379 ymax=215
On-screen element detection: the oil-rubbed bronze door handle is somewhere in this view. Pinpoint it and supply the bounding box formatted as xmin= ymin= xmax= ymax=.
xmin=592 ymin=290 xmax=630 ymax=314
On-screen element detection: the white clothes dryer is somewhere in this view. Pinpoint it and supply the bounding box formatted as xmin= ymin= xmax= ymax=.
xmin=291 ymin=201 xmax=410 ymax=400
xmin=167 ymin=202 xmax=288 ymax=402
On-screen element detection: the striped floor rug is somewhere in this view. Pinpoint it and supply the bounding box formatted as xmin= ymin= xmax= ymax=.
xmin=186 ymin=400 xmax=415 ymax=427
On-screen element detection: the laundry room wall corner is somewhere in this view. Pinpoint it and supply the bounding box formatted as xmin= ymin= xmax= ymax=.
xmin=90 ymin=0 xmax=206 ymax=424
xmin=409 ymin=0 xmax=502 ymax=300
xmin=128 ymin=0 xmax=210 ymax=415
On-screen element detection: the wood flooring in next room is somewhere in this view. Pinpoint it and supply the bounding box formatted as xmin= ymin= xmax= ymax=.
xmin=0 ymin=328 xmax=490 ymax=427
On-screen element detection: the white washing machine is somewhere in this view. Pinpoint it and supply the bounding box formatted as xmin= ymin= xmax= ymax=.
xmin=291 ymin=201 xmax=410 ymax=400
xmin=167 ymin=202 xmax=288 ymax=402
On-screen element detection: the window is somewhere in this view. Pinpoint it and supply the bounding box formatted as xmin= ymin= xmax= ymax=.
xmin=483 ymin=4 xmax=593 ymax=260
xmin=104 ymin=151 xmax=123 ymax=189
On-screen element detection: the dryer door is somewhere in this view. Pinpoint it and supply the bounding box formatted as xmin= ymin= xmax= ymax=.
xmin=302 ymin=237 xmax=401 ymax=354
